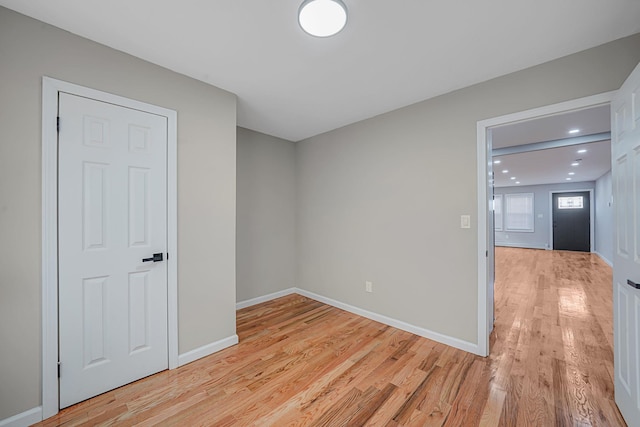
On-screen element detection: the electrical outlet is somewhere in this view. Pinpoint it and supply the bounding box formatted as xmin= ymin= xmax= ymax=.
xmin=365 ymin=281 xmax=373 ymax=293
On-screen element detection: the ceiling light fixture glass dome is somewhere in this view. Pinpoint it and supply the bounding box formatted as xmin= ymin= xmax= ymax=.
xmin=298 ymin=0 xmax=348 ymax=37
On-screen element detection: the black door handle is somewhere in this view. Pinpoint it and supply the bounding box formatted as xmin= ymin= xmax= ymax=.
xmin=142 ymin=253 xmax=164 ymax=263
xmin=627 ymin=279 xmax=640 ymax=289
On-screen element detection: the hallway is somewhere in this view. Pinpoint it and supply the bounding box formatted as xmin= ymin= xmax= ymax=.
xmin=490 ymin=247 xmax=622 ymax=425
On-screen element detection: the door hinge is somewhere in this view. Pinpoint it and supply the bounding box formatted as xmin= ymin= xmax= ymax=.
xmin=56 ymin=117 xmax=60 ymax=133
xmin=57 ymin=361 xmax=61 ymax=378
xmin=166 ymin=252 xmax=169 ymax=260
xmin=486 ymin=250 xmax=489 ymax=257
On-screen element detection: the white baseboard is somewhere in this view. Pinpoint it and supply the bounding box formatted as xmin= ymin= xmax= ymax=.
xmin=0 ymin=407 xmax=42 ymax=427
xmin=235 ymin=287 xmax=480 ymax=355
xmin=177 ymin=335 xmax=239 ymax=367
xmin=236 ymin=288 xmax=296 ymax=310
xmin=594 ymin=251 xmax=613 ymax=267
xmin=495 ymin=242 xmax=547 ymax=250
xmin=294 ymin=288 xmax=480 ymax=356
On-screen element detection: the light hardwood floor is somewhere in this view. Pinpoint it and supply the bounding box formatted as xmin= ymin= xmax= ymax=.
xmin=34 ymin=247 xmax=624 ymax=426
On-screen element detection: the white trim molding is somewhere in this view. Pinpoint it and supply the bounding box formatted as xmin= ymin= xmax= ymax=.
xmin=177 ymin=335 xmax=239 ymax=367
xmin=495 ymin=242 xmax=548 ymax=250
xmin=41 ymin=77 xmax=179 ymax=419
xmin=0 ymin=407 xmax=42 ymax=427
xmin=595 ymin=251 xmax=613 ymax=267
xmin=476 ymin=120 xmax=490 ymax=357
xmin=295 ymin=289 xmax=480 ymax=355
xmin=236 ymin=288 xmax=297 ymax=310
xmin=476 ymin=91 xmax=616 ymax=359
xmin=236 ymin=288 xmax=480 ymax=354
xmin=166 ymin=105 xmax=179 ymax=370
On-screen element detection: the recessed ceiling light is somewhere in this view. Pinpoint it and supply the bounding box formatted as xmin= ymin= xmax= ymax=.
xmin=571 ymin=162 xmax=580 ymax=167
xmin=298 ymin=0 xmax=348 ymax=37
xmin=577 ymin=149 xmax=587 ymax=153
xmin=515 ymin=181 xmax=520 ymax=184
xmin=569 ymin=129 xmax=580 ymax=134
xmin=502 ymin=169 xmax=509 ymax=173
xmin=566 ymin=177 xmax=572 ymax=181
xmin=494 ymin=160 xmax=501 ymax=164
xmin=568 ymin=172 xmax=575 ymax=176
xmin=510 ymin=177 xmax=516 ymax=180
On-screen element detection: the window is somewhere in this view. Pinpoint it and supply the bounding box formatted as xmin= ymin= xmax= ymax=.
xmin=558 ymin=196 xmax=583 ymax=209
xmin=494 ymin=194 xmax=503 ymax=231
xmin=505 ymin=193 xmax=534 ymax=232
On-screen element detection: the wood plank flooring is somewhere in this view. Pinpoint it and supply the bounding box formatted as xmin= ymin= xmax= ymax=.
xmin=34 ymin=248 xmax=624 ymax=426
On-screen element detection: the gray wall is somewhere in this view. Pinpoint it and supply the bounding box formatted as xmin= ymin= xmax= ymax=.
xmin=495 ymin=182 xmax=596 ymax=249
xmin=0 ymin=7 xmax=237 ymax=420
xmin=237 ymin=128 xmax=296 ymax=302
xmin=296 ymin=34 xmax=640 ymax=345
xmin=595 ymin=170 xmax=614 ymax=264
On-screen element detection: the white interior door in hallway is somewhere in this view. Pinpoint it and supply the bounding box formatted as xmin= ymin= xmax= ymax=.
xmin=612 ymin=61 xmax=640 ymax=427
xmin=58 ymin=92 xmax=169 ymax=408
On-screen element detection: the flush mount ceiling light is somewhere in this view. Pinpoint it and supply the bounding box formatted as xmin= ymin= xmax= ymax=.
xmin=299 ymin=0 xmax=348 ymax=37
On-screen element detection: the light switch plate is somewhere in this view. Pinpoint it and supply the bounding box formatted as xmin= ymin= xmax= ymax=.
xmin=461 ymin=215 xmax=471 ymax=229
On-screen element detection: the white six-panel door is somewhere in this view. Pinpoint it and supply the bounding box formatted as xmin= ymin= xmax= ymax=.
xmin=612 ymin=62 xmax=640 ymax=427
xmin=58 ymin=93 xmax=169 ymax=408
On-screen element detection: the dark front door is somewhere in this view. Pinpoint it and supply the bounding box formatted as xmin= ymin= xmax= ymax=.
xmin=552 ymin=191 xmax=590 ymax=252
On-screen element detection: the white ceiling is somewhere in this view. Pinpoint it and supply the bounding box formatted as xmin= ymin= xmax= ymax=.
xmin=1 ymin=1 xmax=640 ymax=142
xmin=491 ymin=105 xmax=611 ymax=149
xmin=493 ymin=140 xmax=611 ymax=188
xmin=492 ymin=105 xmax=612 ymax=187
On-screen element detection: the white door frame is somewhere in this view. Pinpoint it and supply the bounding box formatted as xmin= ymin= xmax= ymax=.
xmin=476 ymin=91 xmax=615 ymax=357
xmin=41 ymin=77 xmax=179 ymax=418
xmin=549 ymin=189 xmax=595 ymax=251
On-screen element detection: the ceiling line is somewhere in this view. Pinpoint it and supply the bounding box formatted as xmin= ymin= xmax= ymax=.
xmin=492 ymin=132 xmax=611 ymax=157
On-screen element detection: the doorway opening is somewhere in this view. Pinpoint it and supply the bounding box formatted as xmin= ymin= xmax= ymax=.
xmin=476 ymin=91 xmax=616 ymax=356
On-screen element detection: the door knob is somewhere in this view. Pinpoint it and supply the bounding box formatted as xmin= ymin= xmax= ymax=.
xmin=142 ymin=253 xmax=164 ymax=263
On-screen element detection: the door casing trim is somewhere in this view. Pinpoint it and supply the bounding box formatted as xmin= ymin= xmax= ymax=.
xmin=42 ymin=77 xmax=178 ymax=419
xmin=477 ymin=90 xmax=616 ymax=357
